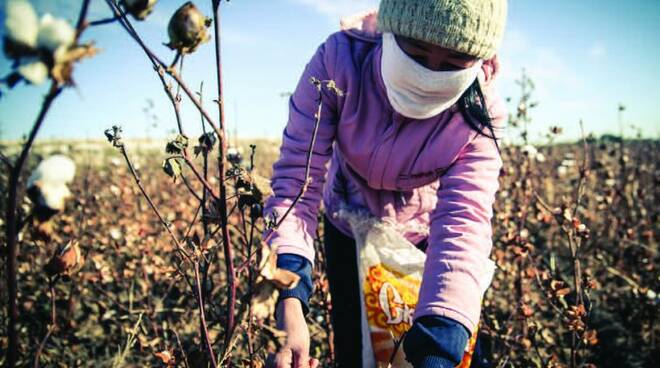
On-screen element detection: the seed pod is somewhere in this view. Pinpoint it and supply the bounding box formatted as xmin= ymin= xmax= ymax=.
xmin=227 ymin=146 xmax=243 ymax=166
xmin=121 ymin=0 xmax=158 ymax=21
xmin=166 ymin=2 xmax=210 ymax=54
xmin=45 ymin=240 xmax=84 ymax=277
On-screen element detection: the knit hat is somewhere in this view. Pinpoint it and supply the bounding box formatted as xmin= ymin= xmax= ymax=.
xmin=377 ymin=0 xmax=507 ymax=60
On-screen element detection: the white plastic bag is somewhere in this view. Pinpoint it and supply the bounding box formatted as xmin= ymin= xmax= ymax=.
xmin=338 ymin=209 xmax=479 ymax=368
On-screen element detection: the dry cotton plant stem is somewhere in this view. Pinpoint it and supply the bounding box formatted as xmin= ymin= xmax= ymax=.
xmin=237 ymin=204 xmax=258 ymax=367
xmin=109 ymin=135 xmax=218 ymax=366
xmin=0 ymin=151 xmax=12 ymax=169
xmin=5 ymin=8 xmax=93 ymax=364
xmin=569 ymin=121 xmax=590 ymax=308
xmin=157 ymin=65 xmax=185 ymax=136
xmin=210 ymin=0 xmax=238 ymax=353
xmin=180 ymin=153 xmax=221 ymax=200
xmin=110 ymin=10 xmax=187 ymax=149
xmin=263 ymin=78 xmax=343 ymax=244
xmin=163 ymin=154 xmax=220 ymax=201
xmin=104 ymin=4 xmax=237 ymax=353
xmin=569 ymin=121 xmax=590 ymax=367
xmin=116 ymin=11 xmax=213 ymax=201
xmin=198 ymin=82 xmax=211 ymax=233
xmin=154 ymin=47 xmax=185 ymax=137
xmin=4 ymin=82 xmax=62 ymax=367
xmin=174 ymin=336 xmax=191 ymax=368
xmin=71 ymin=174 xmax=94 ymax=321
xmin=532 ymin=129 xmax=591 ymax=367
xmin=572 ymin=121 xmax=589 ymax=220
xmin=181 ymin=174 xmax=202 ymax=202
xmin=33 ymin=280 xmax=58 ymax=368
xmin=194 ymin=262 xmax=219 ymax=367
xmin=170 ymin=51 xmax=182 ymax=70
xmin=104 ymin=0 xmax=225 ymax=144
xmin=197 ymin=82 xmax=214 ymax=304
xmin=183 ymin=204 xmax=204 ymax=249
xmin=171 ymin=328 xmax=190 ymax=368
xmin=87 ymin=16 xmax=120 ymax=27
xmin=114 ymin=141 xmax=191 ymax=260
xmin=247 ymin=218 xmax=257 ymax=367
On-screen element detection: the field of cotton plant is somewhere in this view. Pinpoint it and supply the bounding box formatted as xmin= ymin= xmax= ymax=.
xmin=1 ymin=1 xmax=658 ymax=367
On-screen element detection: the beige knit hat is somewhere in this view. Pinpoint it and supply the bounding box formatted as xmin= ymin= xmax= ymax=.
xmin=377 ymin=0 xmax=507 ymax=60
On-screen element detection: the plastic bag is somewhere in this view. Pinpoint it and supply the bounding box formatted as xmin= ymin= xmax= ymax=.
xmin=338 ymin=209 xmax=478 ymax=368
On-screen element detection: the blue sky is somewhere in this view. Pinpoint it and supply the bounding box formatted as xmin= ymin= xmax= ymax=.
xmin=0 ymin=0 xmax=658 ymax=142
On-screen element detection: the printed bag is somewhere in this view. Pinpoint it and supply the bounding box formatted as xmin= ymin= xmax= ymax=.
xmin=338 ymin=210 xmax=478 ymax=368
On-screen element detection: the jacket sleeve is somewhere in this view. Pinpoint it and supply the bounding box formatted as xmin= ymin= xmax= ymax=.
xmin=263 ymin=37 xmax=339 ymax=263
xmin=404 ymin=316 xmax=470 ymax=368
xmin=276 ymin=254 xmax=314 ymax=314
xmin=413 ymin=115 xmax=504 ymax=333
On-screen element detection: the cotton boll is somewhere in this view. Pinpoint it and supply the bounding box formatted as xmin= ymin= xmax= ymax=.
xmin=36 ymin=13 xmax=75 ymax=53
xmin=35 ymin=183 xmax=72 ymax=211
xmin=561 ymin=159 xmax=576 ymax=168
xmin=166 ymin=2 xmax=210 ymax=54
xmin=27 ymin=155 xmax=76 ymax=219
xmin=557 ymin=165 xmax=568 ymax=178
xmin=647 ymin=290 xmax=658 ymax=305
xmin=28 ymin=155 xmax=76 ymax=185
xmin=45 ymin=240 xmax=84 ymax=277
xmin=122 ymin=0 xmax=158 ymax=20
xmin=4 ymin=0 xmax=39 ymax=49
xmin=17 ymin=58 xmax=48 ymax=84
xmin=227 ymin=146 xmax=243 ymax=166
xmin=521 ymin=144 xmax=538 ymax=158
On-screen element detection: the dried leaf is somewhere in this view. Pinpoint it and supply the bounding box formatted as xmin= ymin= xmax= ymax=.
xmin=51 ymin=43 xmax=98 ymax=85
xmin=45 ymin=240 xmax=84 ymax=277
xmin=154 ymin=349 xmax=176 ymax=366
xmin=162 ymin=158 xmax=182 ymax=180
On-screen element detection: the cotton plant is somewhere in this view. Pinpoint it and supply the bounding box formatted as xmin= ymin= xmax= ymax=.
xmin=2 ymin=0 xmax=96 ymax=86
xmin=521 ymin=144 xmax=546 ymax=163
xmin=26 ymin=154 xmax=77 ymax=220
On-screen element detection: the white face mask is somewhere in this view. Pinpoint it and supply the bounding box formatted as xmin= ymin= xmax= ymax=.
xmin=380 ymin=32 xmax=483 ymax=120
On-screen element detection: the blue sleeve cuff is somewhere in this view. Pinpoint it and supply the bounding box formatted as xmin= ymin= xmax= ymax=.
xmin=403 ymin=315 xmax=470 ymax=368
xmin=415 ymin=355 xmax=458 ymax=368
xmin=275 ymin=253 xmax=313 ymax=315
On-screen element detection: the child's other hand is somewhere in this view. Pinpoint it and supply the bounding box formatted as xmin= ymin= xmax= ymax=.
xmin=267 ymin=298 xmax=319 ymax=368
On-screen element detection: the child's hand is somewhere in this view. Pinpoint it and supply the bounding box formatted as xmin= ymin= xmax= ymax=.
xmin=267 ymin=298 xmax=319 ymax=368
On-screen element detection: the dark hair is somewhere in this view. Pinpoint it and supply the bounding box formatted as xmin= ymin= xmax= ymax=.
xmin=457 ymin=80 xmax=502 ymax=154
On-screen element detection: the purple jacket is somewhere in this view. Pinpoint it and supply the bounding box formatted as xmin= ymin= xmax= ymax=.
xmin=263 ymin=22 xmax=506 ymax=332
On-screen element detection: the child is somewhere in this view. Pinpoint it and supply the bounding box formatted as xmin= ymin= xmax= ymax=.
xmin=264 ymin=0 xmax=508 ymax=367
